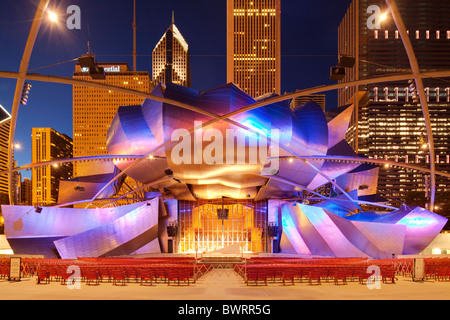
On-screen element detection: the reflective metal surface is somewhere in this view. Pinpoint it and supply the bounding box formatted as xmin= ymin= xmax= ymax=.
xmin=2 ymin=200 xmax=162 ymax=258
xmin=281 ymin=203 xmax=407 ymax=259
xmin=54 ymin=197 xmax=161 ymax=259
xmin=106 ymin=82 xmax=357 ymax=201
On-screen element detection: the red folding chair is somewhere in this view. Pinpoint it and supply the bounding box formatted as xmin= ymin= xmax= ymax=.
xmin=36 ymin=269 xmax=50 ymax=284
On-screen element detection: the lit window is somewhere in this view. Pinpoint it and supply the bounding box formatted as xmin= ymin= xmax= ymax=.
xmin=436 ymin=30 xmax=440 ymax=39
xmin=416 ymin=30 xmax=420 ymax=39
xmin=374 ymin=30 xmax=378 ymax=39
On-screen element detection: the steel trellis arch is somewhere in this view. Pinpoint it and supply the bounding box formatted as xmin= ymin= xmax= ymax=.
xmin=3 ymin=69 xmax=450 ymax=208
xmin=385 ymin=0 xmax=437 ymax=209
xmin=2 ymin=153 xmax=448 ymax=209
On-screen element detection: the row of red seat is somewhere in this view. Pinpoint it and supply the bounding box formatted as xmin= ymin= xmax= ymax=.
xmin=235 ymin=264 xmax=397 ymax=286
xmin=0 ymin=256 xmax=206 ymax=286
xmin=246 ymin=257 xmax=369 ymax=265
xmin=36 ymin=264 xmax=198 ymax=286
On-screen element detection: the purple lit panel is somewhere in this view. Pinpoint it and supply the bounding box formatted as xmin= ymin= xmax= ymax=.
xmin=287 ymin=204 xmax=335 ymax=256
xmin=54 ymin=198 xmax=160 ymax=259
xmin=326 ymin=211 xmax=405 ymax=258
xmin=397 ymin=207 xmax=448 ymax=255
xmin=2 ymin=202 xmax=146 ymax=239
xmin=351 ymin=220 xmax=405 ymax=258
xmin=280 ymin=204 xmax=311 ymax=255
xmin=298 ymin=204 xmax=368 ymax=257
xmin=326 ymin=104 xmax=353 ymax=149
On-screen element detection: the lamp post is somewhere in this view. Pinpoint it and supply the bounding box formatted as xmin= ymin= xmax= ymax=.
xmin=7 ymin=0 xmax=50 ymax=205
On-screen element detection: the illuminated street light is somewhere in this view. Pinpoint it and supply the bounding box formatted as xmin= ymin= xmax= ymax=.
xmin=48 ymin=11 xmax=58 ymax=22
xmin=380 ymin=12 xmax=388 ymax=21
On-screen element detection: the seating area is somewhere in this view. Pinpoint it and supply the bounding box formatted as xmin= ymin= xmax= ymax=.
xmin=0 ymin=255 xmax=449 ymax=289
xmin=234 ymin=257 xmax=450 ymax=286
xmin=424 ymin=257 xmax=450 ymax=281
xmin=0 ymin=256 xmax=211 ymax=286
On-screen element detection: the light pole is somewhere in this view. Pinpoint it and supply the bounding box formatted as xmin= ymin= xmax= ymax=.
xmin=7 ymin=0 xmax=50 ymax=205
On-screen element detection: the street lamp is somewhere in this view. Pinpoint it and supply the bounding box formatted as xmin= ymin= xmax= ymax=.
xmin=48 ymin=11 xmax=58 ymax=23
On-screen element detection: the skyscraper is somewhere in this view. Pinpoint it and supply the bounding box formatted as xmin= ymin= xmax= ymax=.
xmin=0 ymin=105 xmax=11 ymax=197
xmin=338 ymin=0 xmax=450 ymax=207
xmin=226 ymin=0 xmax=281 ymax=98
xmin=72 ymin=62 xmax=151 ymax=178
xmin=290 ymin=94 xmax=326 ymax=112
xmin=20 ymin=177 xmax=32 ymax=206
xmin=152 ymin=13 xmax=191 ymax=88
xmin=31 ymin=128 xmax=73 ymax=206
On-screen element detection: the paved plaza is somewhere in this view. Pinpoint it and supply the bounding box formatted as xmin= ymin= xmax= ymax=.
xmin=1 ymin=268 xmax=449 ymax=301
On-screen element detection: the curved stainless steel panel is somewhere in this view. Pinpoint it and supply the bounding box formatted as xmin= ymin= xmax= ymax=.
xmin=53 ymin=198 xmax=161 ymax=259
xmin=105 ymin=82 xmax=345 ymax=200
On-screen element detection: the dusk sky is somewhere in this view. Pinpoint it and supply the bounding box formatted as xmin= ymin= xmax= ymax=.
xmin=0 ymin=0 xmax=353 ymax=176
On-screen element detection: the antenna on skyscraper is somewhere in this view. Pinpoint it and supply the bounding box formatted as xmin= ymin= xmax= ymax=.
xmin=133 ymin=0 xmax=137 ymax=71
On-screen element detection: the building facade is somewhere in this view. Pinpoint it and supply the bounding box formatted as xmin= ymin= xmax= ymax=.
xmin=338 ymin=0 xmax=450 ymax=207
xmin=72 ymin=62 xmax=151 ymax=178
xmin=226 ymin=0 xmax=281 ymax=98
xmin=290 ymin=94 xmax=326 ymax=112
xmin=31 ymin=128 xmax=73 ymax=206
xmin=20 ymin=177 xmax=32 ymax=206
xmin=0 ymin=105 xmax=11 ymax=197
xmin=152 ymin=15 xmax=191 ymax=88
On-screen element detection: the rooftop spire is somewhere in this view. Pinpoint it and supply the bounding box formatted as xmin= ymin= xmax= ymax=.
xmin=172 ymin=10 xmax=175 ymax=25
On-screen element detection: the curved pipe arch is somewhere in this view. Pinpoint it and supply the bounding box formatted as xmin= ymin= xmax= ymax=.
xmin=385 ymin=0 xmax=436 ymax=208
xmin=2 ymin=71 xmax=450 ymax=207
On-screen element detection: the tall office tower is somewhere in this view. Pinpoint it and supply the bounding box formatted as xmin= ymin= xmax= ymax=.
xmin=338 ymin=0 xmax=450 ymax=207
xmin=290 ymin=94 xmax=326 ymax=112
xmin=227 ymin=0 xmax=281 ymax=98
xmin=73 ymin=62 xmax=151 ymax=178
xmin=20 ymin=177 xmax=32 ymax=206
xmin=152 ymin=14 xmax=191 ymax=87
xmin=32 ymin=128 xmax=73 ymax=206
xmin=0 ymin=105 xmax=11 ymax=198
